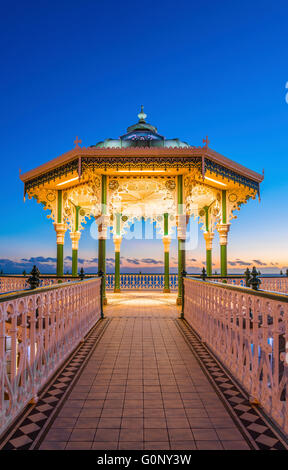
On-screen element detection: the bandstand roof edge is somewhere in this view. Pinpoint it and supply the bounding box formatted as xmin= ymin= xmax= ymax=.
xmin=20 ymin=146 xmax=264 ymax=194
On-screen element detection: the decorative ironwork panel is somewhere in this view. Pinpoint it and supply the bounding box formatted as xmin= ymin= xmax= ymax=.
xmin=205 ymin=158 xmax=260 ymax=193
xmin=25 ymin=159 xmax=79 ymax=192
xmin=82 ymin=155 xmax=202 ymax=172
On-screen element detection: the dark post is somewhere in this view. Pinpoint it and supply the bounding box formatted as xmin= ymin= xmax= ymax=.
xmin=201 ymin=267 xmax=207 ymax=281
xmin=27 ymin=265 xmax=40 ymax=289
xmin=98 ymin=270 xmax=104 ymax=319
xmin=180 ymin=270 xmax=187 ymax=319
xmin=247 ymin=266 xmax=261 ymax=290
xmin=79 ymin=268 xmax=85 ymax=281
xmin=244 ymin=268 xmax=251 ymax=287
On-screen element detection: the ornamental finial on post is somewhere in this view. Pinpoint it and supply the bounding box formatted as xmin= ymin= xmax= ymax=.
xmin=79 ymin=268 xmax=85 ymax=280
xmin=74 ymin=136 xmax=82 ymax=148
xmin=203 ymin=136 xmax=210 ymax=149
xmin=247 ymin=266 xmax=261 ymax=290
xmin=201 ymin=267 xmax=207 ymax=281
xmin=244 ymin=268 xmax=251 ymax=287
xmin=27 ymin=265 xmax=41 ymax=289
xmin=138 ymin=105 xmax=147 ymax=122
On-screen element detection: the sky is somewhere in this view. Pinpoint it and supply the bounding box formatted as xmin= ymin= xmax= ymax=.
xmin=0 ymin=0 xmax=288 ymax=274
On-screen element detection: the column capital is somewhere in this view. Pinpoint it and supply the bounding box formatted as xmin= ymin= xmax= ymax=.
xmin=162 ymin=236 xmax=171 ymax=252
xmin=70 ymin=231 xmax=81 ymax=250
xmin=203 ymin=231 xmax=214 ymax=250
xmin=217 ymin=223 xmax=231 ymax=245
xmin=113 ymin=236 xmax=122 ymax=252
xmin=53 ymin=223 xmax=67 ymax=244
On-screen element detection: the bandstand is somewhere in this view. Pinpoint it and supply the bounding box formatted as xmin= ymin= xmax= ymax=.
xmin=20 ymin=107 xmax=264 ymax=304
xmin=6 ymin=109 xmax=288 ymax=450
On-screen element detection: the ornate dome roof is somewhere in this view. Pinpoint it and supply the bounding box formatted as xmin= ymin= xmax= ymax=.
xmin=92 ymin=107 xmax=190 ymax=149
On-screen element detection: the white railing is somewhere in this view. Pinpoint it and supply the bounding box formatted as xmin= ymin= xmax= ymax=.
xmin=0 ymin=276 xmax=82 ymax=294
xmin=202 ymin=276 xmax=288 ymax=294
xmin=1 ymin=274 xmax=288 ymax=296
xmin=106 ymin=273 xmax=178 ymax=290
xmin=0 ymin=277 xmax=101 ymax=437
xmin=260 ymin=277 xmax=288 ymax=294
xmin=211 ymin=277 xmax=246 ymax=287
xmin=183 ymin=277 xmax=288 ymax=434
xmin=0 ymin=277 xmax=28 ymax=293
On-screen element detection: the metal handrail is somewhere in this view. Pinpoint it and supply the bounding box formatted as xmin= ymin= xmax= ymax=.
xmin=185 ymin=275 xmax=288 ymax=302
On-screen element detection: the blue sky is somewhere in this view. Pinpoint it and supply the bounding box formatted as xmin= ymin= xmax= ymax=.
xmin=0 ymin=0 xmax=288 ymax=274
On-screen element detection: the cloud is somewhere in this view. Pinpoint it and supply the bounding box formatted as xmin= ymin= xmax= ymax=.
xmin=252 ymin=259 xmax=267 ymax=266
xmin=21 ymin=256 xmax=56 ymax=263
xmin=140 ymin=258 xmax=163 ymax=265
xmin=126 ymin=258 xmax=140 ymax=265
xmin=228 ymin=260 xmax=251 ymax=267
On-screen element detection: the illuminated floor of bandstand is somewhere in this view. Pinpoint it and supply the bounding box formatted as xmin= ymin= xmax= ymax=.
xmin=1 ymin=292 xmax=288 ymax=451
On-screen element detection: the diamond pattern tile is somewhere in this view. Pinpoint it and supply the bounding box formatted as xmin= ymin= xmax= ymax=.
xmin=0 ymin=318 xmax=110 ymax=450
xmin=176 ymin=319 xmax=288 ymax=451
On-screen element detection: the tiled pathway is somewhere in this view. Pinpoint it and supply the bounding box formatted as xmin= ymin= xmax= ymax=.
xmin=1 ymin=293 xmax=287 ymax=450
xmin=105 ymin=292 xmax=178 ymax=318
xmin=38 ymin=293 xmax=250 ymax=450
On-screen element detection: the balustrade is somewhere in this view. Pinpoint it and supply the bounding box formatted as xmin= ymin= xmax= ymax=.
xmin=183 ymin=277 xmax=288 ymax=434
xmin=1 ymin=274 xmax=288 ymax=294
xmin=105 ymin=273 xmax=178 ymax=290
xmin=0 ymin=277 xmax=101 ymax=437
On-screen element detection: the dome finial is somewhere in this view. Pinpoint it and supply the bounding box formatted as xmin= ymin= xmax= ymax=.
xmin=138 ymin=105 xmax=147 ymax=123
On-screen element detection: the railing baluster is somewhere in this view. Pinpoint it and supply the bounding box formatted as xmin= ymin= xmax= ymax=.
xmin=0 ymin=277 xmax=101 ymax=437
xmin=183 ymin=276 xmax=288 ymax=434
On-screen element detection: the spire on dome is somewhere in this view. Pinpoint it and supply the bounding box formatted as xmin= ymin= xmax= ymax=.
xmin=137 ymin=105 xmax=147 ymax=123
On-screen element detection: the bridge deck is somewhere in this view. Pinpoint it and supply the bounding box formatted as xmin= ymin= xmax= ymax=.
xmin=1 ymin=293 xmax=286 ymax=450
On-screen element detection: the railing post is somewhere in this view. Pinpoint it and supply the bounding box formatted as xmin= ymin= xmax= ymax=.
xmin=79 ymin=267 xmax=85 ymax=281
xmin=29 ymin=297 xmax=38 ymax=404
xmin=244 ymin=268 xmax=251 ymax=287
xmin=180 ymin=270 xmax=186 ymax=319
xmin=27 ymin=265 xmax=40 ymax=289
xmin=247 ymin=266 xmax=261 ymax=290
xmin=201 ymin=267 xmax=207 ymax=281
xmin=98 ymin=270 xmax=104 ymax=319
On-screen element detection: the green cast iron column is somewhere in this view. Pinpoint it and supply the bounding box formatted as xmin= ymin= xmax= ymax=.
xmin=72 ymin=206 xmax=80 ymax=277
xmin=98 ymin=175 xmax=107 ymax=304
xmin=206 ymin=249 xmax=212 ymax=276
xmin=204 ymin=206 xmax=212 ymax=276
xmin=177 ymin=175 xmax=186 ymax=305
xmin=220 ymin=190 xmax=227 ymax=277
xmin=115 ymin=251 xmax=120 ymax=291
xmin=56 ymin=190 xmax=64 ymax=277
xmin=114 ymin=213 xmax=121 ymax=293
xmin=57 ymin=244 xmax=64 ymax=277
xmin=163 ymin=213 xmax=170 ymax=293
xmin=220 ymin=244 xmax=227 ymax=276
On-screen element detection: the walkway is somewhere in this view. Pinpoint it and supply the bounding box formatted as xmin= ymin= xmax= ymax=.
xmin=1 ymin=293 xmax=287 ymax=451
